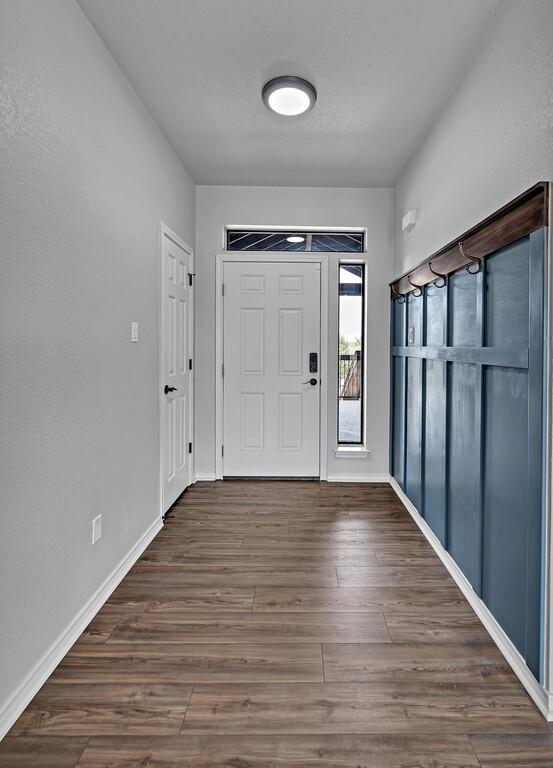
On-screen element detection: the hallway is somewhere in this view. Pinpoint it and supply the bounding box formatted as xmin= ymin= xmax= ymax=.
xmin=2 ymin=481 xmax=552 ymax=766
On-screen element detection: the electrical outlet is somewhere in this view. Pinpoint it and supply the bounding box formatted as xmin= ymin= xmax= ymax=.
xmin=92 ymin=514 xmax=102 ymax=545
xmin=131 ymin=322 xmax=139 ymax=342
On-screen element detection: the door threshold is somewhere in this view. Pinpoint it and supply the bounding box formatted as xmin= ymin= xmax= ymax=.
xmin=223 ymin=476 xmax=320 ymax=481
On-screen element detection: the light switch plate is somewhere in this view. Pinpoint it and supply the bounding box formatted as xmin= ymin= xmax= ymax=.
xmin=92 ymin=514 xmax=102 ymax=545
xmin=131 ymin=322 xmax=139 ymax=342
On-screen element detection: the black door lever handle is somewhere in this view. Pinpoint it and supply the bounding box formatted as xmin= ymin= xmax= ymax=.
xmin=164 ymin=385 xmax=178 ymax=394
xmin=302 ymin=378 xmax=318 ymax=386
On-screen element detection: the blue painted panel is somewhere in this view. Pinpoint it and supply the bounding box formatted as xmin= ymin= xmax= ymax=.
xmin=405 ymin=357 xmax=423 ymax=510
xmin=392 ymin=299 xmax=406 ymax=346
xmin=391 ymin=345 xmax=528 ymax=368
xmin=482 ymin=366 xmax=530 ymax=660
xmin=447 ymin=362 xmax=480 ymax=589
xmin=527 ymin=228 xmax=545 ymax=680
xmin=486 ymin=237 xmax=529 ymax=348
xmin=425 ymin=283 xmax=446 ymax=346
xmin=424 ymin=359 xmax=447 ymax=545
xmin=407 ymin=293 xmax=423 ymax=347
xmin=449 ymin=270 xmax=478 ymax=346
xmin=392 ymin=355 xmax=405 ymax=486
xmin=390 ymin=227 xmax=545 ymax=681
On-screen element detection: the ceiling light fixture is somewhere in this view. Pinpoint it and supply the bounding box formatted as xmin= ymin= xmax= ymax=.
xmin=262 ymin=76 xmax=317 ymax=116
xmin=286 ymin=235 xmax=305 ymax=243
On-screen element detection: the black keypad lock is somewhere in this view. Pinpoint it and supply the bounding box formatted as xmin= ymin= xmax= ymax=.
xmin=309 ymin=352 xmax=318 ymax=373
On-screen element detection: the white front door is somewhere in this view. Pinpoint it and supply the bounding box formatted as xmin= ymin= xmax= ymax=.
xmin=161 ymin=230 xmax=193 ymax=511
xmin=223 ymin=261 xmax=321 ymax=476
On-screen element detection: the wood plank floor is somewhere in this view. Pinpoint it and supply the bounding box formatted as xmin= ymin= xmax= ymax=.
xmin=1 ymin=480 xmax=550 ymax=767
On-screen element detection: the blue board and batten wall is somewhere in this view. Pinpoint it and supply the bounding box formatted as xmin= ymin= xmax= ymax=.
xmin=391 ymin=227 xmax=547 ymax=682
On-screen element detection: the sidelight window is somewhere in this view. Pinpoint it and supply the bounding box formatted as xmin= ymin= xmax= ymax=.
xmin=338 ymin=264 xmax=364 ymax=444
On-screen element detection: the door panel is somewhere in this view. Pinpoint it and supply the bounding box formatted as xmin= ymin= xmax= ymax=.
xmin=279 ymin=309 xmax=302 ymax=374
xmin=223 ymin=262 xmax=320 ymax=476
xmin=240 ymin=393 xmax=264 ymax=449
xmin=241 ymin=308 xmax=264 ymax=374
xmin=279 ymin=393 xmax=302 ymax=449
xmin=162 ymin=233 xmax=193 ymax=510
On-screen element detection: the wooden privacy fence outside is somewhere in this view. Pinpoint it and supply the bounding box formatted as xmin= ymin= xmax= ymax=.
xmin=339 ymin=352 xmax=361 ymax=399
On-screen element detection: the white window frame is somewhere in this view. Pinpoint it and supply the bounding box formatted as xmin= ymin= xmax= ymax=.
xmin=334 ymin=256 xmax=370 ymax=459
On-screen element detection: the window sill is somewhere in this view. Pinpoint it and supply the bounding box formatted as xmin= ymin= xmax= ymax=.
xmin=333 ymin=447 xmax=371 ymax=459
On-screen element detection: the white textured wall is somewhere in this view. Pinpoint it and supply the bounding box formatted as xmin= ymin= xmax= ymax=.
xmin=0 ymin=0 xmax=194 ymax=720
xmin=394 ymin=0 xmax=553 ymax=275
xmin=195 ymin=185 xmax=393 ymax=479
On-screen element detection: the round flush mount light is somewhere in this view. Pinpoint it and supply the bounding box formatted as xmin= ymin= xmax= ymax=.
xmin=262 ymin=76 xmax=317 ymax=116
xmin=286 ymin=235 xmax=305 ymax=243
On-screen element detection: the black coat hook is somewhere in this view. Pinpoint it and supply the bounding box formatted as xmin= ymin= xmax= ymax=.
xmin=428 ymin=260 xmax=447 ymax=288
xmin=407 ymin=274 xmax=423 ymax=297
xmin=391 ymin=284 xmax=406 ymax=304
xmin=459 ymin=242 xmax=481 ymax=274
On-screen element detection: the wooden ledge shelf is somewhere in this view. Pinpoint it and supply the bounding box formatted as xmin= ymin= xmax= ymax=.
xmin=390 ymin=181 xmax=549 ymax=298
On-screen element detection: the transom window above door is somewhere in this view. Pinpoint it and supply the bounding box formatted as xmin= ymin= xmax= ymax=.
xmin=226 ymin=229 xmax=364 ymax=253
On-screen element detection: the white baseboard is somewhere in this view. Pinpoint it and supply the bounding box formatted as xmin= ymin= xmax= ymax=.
xmin=0 ymin=516 xmax=163 ymax=740
xmin=194 ymin=473 xmax=390 ymax=483
xmin=326 ymin=474 xmax=391 ymax=483
xmin=390 ymin=477 xmax=552 ymax=721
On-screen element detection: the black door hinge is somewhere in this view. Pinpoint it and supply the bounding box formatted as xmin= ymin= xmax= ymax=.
xmin=188 ymin=273 xmax=196 ymax=287
xmin=188 ymin=358 xmax=193 ymax=370
xmin=188 ymin=442 xmax=193 ymax=454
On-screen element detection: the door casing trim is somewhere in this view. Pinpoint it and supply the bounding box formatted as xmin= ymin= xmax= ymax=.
xmin=159 ymin=223 xmax=195 ymax=515
xmin=215 ymin=251 xmax=329 ymax=480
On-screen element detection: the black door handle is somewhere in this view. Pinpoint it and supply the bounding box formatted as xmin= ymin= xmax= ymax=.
xmin=164 ymin=385 xmax=178 ymax=394
xmin=302 ymin=378 xmax=318 ymax=386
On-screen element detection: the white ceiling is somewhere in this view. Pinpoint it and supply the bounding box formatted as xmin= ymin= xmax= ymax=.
xmin=78 ymin=0 xmax=500 ymax=187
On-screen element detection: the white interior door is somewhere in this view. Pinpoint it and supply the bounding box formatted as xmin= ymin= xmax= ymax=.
xmin=223 ymin=261 xmax=321 ymax=476
xmin=161 ymin=230 xmax=193 ymax=510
